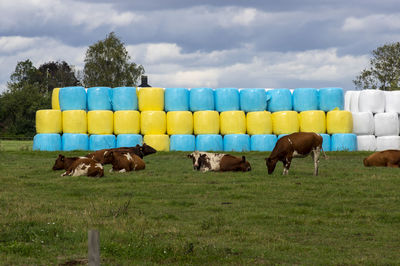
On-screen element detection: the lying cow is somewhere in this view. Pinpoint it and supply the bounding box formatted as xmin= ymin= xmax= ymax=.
xmin=187 ymin=151 xmax=251 ymax=172
xmin=265 ymin=132 xmax=325 ymax=176
xmin=104 ymin=151 xmax=145 ymax=173
xmin=363 ymin=150 xmax=400 ymax=167
xmin=52 ymin=154 xmax=104 ymax=177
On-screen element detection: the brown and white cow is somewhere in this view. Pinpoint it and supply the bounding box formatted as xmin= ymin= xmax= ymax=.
xmin=363 ymin=150 xmax=400 ymax=167
xmin=265 ymin=132 xmax=325 ymax=176
xmin=52 ymin=154 xmax=104 ymax=177
xmin=104 ymin=151 xmax=146 ymax=173
xmin=187 ymin=151 xmax=251 ymax=172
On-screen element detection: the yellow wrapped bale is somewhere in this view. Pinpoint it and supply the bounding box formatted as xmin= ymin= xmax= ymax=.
xmin=167 ymin=111 xmax=193 ymax=135
xmin=62 ymin=110 xmax=87 ymax=134
xmin=143 ymin=134 xmax=170 ymax=151
xmin=327 ymin=110 xmax=353 ymax=134
xmin=299 ymin=110 xmax=326 ymax=133
xmin=272 ymin=111 xmax=299 ymax=135
xmin=87 ymin=110 xmax=114 ymax=134
xmin=114 ymin=111 xmax=140 ymax=135
xmin=193 ymin=111 xmax=220 ymax=135
xmin=138 ymin=87 xmax=164 ymax=111
xmin=51 ymin=88 xmax=60 ymax=110
xmin=246 ymin=111 xmax=272 ymax=135
xmin=141 ymin=111 xmax=167 ymax=135
xmin=36 ymin=109 xmax=62 ymax=133
xmin=220 ymin=111 xmax=246 ymax=135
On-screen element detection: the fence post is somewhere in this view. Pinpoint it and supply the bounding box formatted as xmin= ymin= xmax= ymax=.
xmin=88 ymin=229 xmax=100 ymax=266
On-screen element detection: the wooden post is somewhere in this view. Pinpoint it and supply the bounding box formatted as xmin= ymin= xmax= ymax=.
xmin=88 ymin=229 xmax=100 ymax=266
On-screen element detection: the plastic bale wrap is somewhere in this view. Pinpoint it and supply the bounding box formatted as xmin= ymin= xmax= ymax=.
xmin=87 ymin=111 xmax=114 ymax=135
xmin=293 ymin=88 xmax=318 ymax=111
xmin=189 ymin=88 xmax=215 ymax=111
xmin=87 ymin=87 xmax=112 ymax=111
xmin=141 ymin=111 xmax=167 ymax=135
xmin=357 ymin=135 xmax=376 ymax=151
xmin=331 ymin=133 xmax=357 ymax=151
xmin=319 ymin=133 xmax=331 ymax=152
xmin=344 ymin=90 xmax=353 ymax=111
xmin=376 ymin=136 xmax=400 ymax=151
xmin=143 ymin=134 xmax=170 ymax=151
xmin=167 ymin=111 xmax=193 ymax=135
xmin=250 ymin=134 xmax=277 ymax=151
xmin=36 ymin=109 xmax=62 ymax=133
xmin=193 ymin=111 xmax=220 ymax=135
xmin=165 ymin=88 xmax=189 ymax=111
xmin=62 ymin=110 xmax=87 ymax=134
xmin=358 ymin=89 xmax=385 ymax=113
xmin=170 ymin=134 xmax=195 ymax=151
xmin=272 ymin=111 xmax=299 ymax=135
xmin=51 ymin=88 xmax=60 ymax=110
xmin=220 ymin=111 xmax=246 ymax=135
xmin=326 ymin=110 xmax=353 ymax=134
xmin=374 ymin=112 xmax=399 ymax=137
xmin=195 ymin=134 xmax=223 ymax=152
xmin=116 ymin=134 xmax=143 ymax=148
xmin=215 ymin=88 xmax=240 ymax=112
xmin=223 ymin=134 xmax=250 ymax=152
xmin=246 ymin=111 xmax=272 ymax=135
xmin=299 ymin=110 xmax=326 ymax=133
xmin=112 ymin=87 xmax=138 ymax=111
xmin=33 ymin=134 xmax=61 ymax=151
xmin=319 ymin=87 xmax=344 ymax=111
xmin=114 ymin=110 xmax=140 ymax=135
xmin=350 ymin=91 xmax=360 ymax=113
xmin=240 ymin=88 xmax=268 ymax=112
xmin=384 ymin=90 xmax=400 ymax=113
xmin=89 ymin=134 xmax=116 ymax=151
xmin=352 ymin=112 xmax=374 ymax=135
xmin=59 ymin=86 xmax=87 ymax=111
xmin=138 ymin=87 xmax=165 ymax=111
xmin=266 ymin=88 xmax=292 ymax=112
xmin=62 ymin=133 xmax=89 ymax=151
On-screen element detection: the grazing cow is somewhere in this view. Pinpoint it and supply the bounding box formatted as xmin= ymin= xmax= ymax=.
xmin=363 ymin=150 xmax=400 ymax=167
xmin=187 ymin=151 xmax=251 ymax=172
xmin=265 ymin=132 xmax=325 ymax=176
xmin=104 ymin=151 xmax=145 ymax=173
xmin=52 ymin=154 xmax=104 ymax=177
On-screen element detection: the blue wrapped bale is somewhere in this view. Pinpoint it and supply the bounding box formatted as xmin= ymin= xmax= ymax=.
xmin=189 ymin=88 xmax=215 ymax=111
xmin=215 ymin=88 xmax=240 ymax=112
xmin=267 ymin=89 xmax=292 ymax=112
xmin=33 ymin=134 xmax=61 ymax=151
xmin=195 ymin=134 xmax=223 ymax=152
xmin=87 ymin=87 xmax=112 ymax=111
xmin=89 ymin=134 xmax=116 ymax=151
xmin=170 ymin=134 xmax=195 ymax=151
xmin=331 ymin=133 xmax=357 ymax=151
xmin=112 ymin=87 xmax=138 ymax=111
xmin=240 ymin=88 xmax=267 ymax=112
xmin=250 ymin=134 xmax=277 ymax=151
xmin=116 ymin=134 xmax=143 ymax=148
xmin=59 ymin=86 xmax=86 ymax=111
xmin=319 ymin=87 xmax=344 ymax=111
xmin=223 ymin=134 xmax=250 ymax=152
xmin=165 ymin=88 xmax=189 ymax=111
xmin=319 ymin=133 xmax=331 ymax=152
xmin=62 ymin=133 xmax=89 ymax=151
xmin=293 ymin=88 xmax=318 ymax=111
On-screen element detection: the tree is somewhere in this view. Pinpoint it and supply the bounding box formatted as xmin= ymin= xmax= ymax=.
xmin=83 ymin=32 xmax=144 ymax=87
xmin=38 ymin=61 xmax=80 ymax=93
xmin=354 ymin=42 xmax=400 ymax=90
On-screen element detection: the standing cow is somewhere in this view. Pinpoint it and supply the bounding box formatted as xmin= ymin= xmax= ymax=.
xmin=363 ymin=150 xmax=400 ymax=167
xmin=187 ymin=151 xmax=251 ymax=172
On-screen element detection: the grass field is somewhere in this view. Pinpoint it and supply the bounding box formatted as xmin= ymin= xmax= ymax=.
xmin=0 ymin=140 xmax=399 ymax=265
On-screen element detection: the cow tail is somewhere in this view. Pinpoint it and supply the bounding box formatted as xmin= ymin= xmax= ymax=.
xmin=321 ymin=146 xmax=328 ymax=160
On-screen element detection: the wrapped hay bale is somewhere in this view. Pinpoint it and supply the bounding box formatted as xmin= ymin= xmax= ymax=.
xmin=138 ymin=87 xmax=164 ymax=111
xmin=319 ymin=87 xmax=344 ymax=111
xmin=112 ymin=87 xmax=138 ymax=111
xmin=87 ymin=111 xmax=114 ymax=135
xmin=215 ymin=88 xmax=240 ymax=112
xmin=33 ymin=133 xmax=61 ymax=151
xmin=344 ymin=90 xmax=353 ymax=111
xmin=319 ymin=133 xmax=331 ymax=152
xmin=59 ymin=86 xmax=86 ymax=111
xmin=250 ymin=134 xmax=277 ymax=151
xmin=165 ymin=88 xmax=189 ymax=111
xmin=272 ymin=111 xmax=299 ymax=135
xmin=326 ymin=110 xmax=353 ymax=134
xmin=220 ymin=111 xmax=246 ymax=135
xmin=51 ymin=88 xmax=60 ymax=110
xmin=357 ymin=135 xmax=376 ymax=151
xmin=36 ymin=109 xmax=62 ymax=133
xmin=223 ymin=134 xmax=250 ymax=152
xmin=89 ymin=134 xmax=116 ymax=151
xmin=374 ymin=112 xmax=399 ymax=137
xmin=246 ymin=111 xmax=272 ymax=135
xmin=141 ymin=111 xmax=166 ymax=135
xmin=299 ymin=110 xmax=326 ymax=133
xmin=170 ymin=134 xmax=195 ymax=151
xmin=240 ymin=88 xmax=268 ymax=112
xmin=167 ymin=111 xmax=193 ymax=135
xmin=193 ymin=111 xmax=219 ymax=135
xmin=266 ymin=88 xmax=292 ymax=112
xmin=293 ymin=88 xmax=318 ymax=112
xmin=352 ymin=112 xmax=374 ymax=135
xmin=331 ymin=133 xmax=357 ymax=151
xmin=376 ymin=136 xmax=400 ymax=151
xmin=350 ymin=91 xmax=360 ymax=113
xmin=114 ymin=110 xmax=140 ymax=135
xmin=358 ymin=89 xmax=385 ymax=113
xmin=384 ymin=90 xmax=400 ymax=113
xmin=143 ymin=134 xmax=170 ymax=151
xmin=62 ymin=133 xmax=89 ymax=151
xmin=195 ymin=134 xmax=223 ymax=152
xmin=189 ymin=88 xmax=215 ymax=111
xmin=116 ymin=134 xmax=142 ymax=148
xmin=62 ymin=110 xmax=87 ymax=134
xmin=87 ymin=87 xmax=112 ymax=111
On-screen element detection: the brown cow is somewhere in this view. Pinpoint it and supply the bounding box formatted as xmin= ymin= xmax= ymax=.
xmin=363 ymin=150 xmax=400 ymax=167
xmin=52 ymin=154 xmax=104 ymax=177
xmin=52 ymin=154 xmax=86 ymax=170
xmin=187 ymin=151 xmax=251 ymax=172
xmin=104 ymin=151 xmax=145 ymax=173
xmin=265 ymin=132 xmax=325 ymax=176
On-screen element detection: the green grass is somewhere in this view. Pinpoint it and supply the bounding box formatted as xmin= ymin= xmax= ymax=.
xmin=0 ymin=141 xmax=399 ymax=265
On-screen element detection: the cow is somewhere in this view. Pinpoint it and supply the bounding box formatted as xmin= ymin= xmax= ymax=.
xmin=52 ymin=154 xmax=86 ymax=170
xmin=265 ymin=132 xmax=326 ymax=176
xmin=104 ymin=151 xmax=146 ymax=173
xmin=187 ymin=151 xmax=251 ymax=172
xmin=363 ymin=150 xmax=400 ymax=167
xmin=52 ymin=154 xmax=104 ymax=177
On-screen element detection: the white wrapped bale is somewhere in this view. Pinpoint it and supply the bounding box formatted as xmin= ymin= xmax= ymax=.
xmin=352 ymin=112 xmax=374 ymax=135
xmin=384 ymin=91 xmax=400 ymax=113
xmin=358 ymin=89 xmax=385 ymax=113
xmin=344 ymin=91 xmax=353 ymax=111
xmin=376 ymin=136 xmax=400 ymax=151
xmin=350 ymin=91 xmax=360 ymax=113
xmin=356 ymin=135 xmax=376 ymax=151
xmin=374 ymin=112 xmax=399 ymax=137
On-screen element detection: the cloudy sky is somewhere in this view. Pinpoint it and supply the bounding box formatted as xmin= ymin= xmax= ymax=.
xmin=1 ymin=0 xmax=399 ymax=93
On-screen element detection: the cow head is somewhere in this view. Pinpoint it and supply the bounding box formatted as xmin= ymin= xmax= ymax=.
xmin=103 ymin=151 xmax=115 ymax=164
xmin=52 ymin=154 xmax=65 ymax=170
xmin=187 ymin=151 xmax=201 ymax=170
xmin=240 ymin=156 xmax=251 ymax=171
xmin=265 ymin=157 xmax=278 ymax=174
xmin=363 ymin=158 xmax=370 ymax=167
xmin=142 ymin=143 xmax=157 ymax=156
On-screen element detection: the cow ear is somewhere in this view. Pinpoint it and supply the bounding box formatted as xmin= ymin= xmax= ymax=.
xmin=242 ymin=156 xmax=246 ymax=162
xmin=187 ymin=154 xmax=192 ymax=158
xmin=135 ymin=144 xmax=140 ymax=147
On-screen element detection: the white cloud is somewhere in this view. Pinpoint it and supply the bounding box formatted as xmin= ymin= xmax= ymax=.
xmin=343 ymin=14 xmax=400 ymax=32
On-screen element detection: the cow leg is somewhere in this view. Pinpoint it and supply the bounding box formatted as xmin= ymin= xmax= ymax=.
xmin=282 ymin=157 xmax=292 ymax=175
xmin=311 ymin=147 xmax=321 ymax=176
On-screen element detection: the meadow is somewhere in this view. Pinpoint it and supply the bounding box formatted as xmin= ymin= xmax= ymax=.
xmin=0 ymin=140 xmax=399 ymax=265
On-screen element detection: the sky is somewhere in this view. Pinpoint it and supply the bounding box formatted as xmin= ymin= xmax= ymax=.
xmin=1 ymin=0 xmax=400 ymax=93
